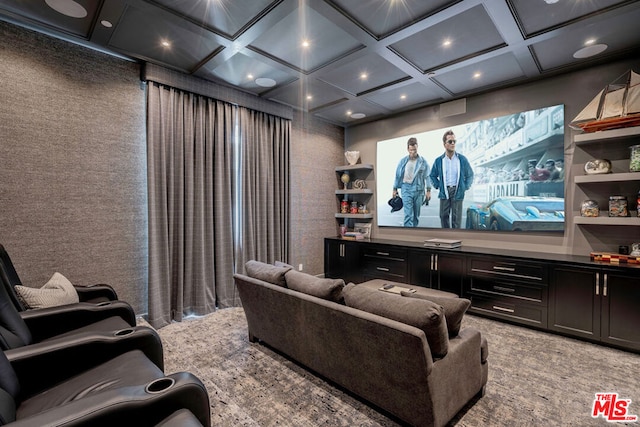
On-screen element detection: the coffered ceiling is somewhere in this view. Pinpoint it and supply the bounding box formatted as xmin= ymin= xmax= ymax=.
xmin=1 ymin=0 xmax=639 ymax=126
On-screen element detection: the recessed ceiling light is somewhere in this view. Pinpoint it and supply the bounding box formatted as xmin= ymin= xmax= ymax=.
xmin=161 ymin=40 xmax=171 ymax=48
xmin=473 ymin=72 xmax=482 ymax=79
xmin=306 ymin=95 xmax=313 ymax=100
xmin=301 ymin=40 xmax=310 ymax=48
xmin=100 ymin=20 xmax=113 ymax=28
xmin=585 ymin=38 xmax=596 ymax=46
xmin=255 ymin=77 xmax=276 ymax=87
xmin=442 ymin=39 xmax=452 ymax=47
xmin=346 ymin=110 xmax=352 ymax=116
xmin=543 ymin=0 xmax=559 ymax=4
xmin=350 ymin=113 xmax=366 ymax=119
xmin=247 ymin=74 xmax=254 ymax=80
xmin=45 ymin=0 xmax=87 ymax=18
xmin=360 ymin=72 xmax=368 ymax=80
xmin=400 ymin=94 xmax=407 ymax=100
xmin=573 ymin=43 xmax=608 ymax=59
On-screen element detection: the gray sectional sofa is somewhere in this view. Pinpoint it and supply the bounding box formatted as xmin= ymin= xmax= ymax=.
xmin=234 ymin=261 xmax=488 ymax=427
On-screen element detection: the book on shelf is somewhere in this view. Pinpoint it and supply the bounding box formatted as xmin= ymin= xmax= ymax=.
xmin=341 ymin=231 xmax=365 ymax=240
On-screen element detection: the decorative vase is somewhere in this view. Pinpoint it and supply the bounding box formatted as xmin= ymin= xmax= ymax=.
xmin=345 ymin=151 xmax=360 ymax=165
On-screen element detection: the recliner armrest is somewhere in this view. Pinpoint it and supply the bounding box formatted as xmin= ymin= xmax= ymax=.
xmin=6 ymin=326 xmax=164 ymax=398
xmin=74 ymin=283 xmax=119 ymax=303
xmin=20 ymin=301 xmax=136 ymax=341
xmin=7 ymin=372 xmax=210 ymax=427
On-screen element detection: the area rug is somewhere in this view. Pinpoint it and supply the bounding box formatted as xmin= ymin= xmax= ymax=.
xmin=151 ymin=307 xmax=640 ymax=426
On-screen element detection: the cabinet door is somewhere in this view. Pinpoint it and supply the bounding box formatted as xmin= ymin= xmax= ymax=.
xmin=324 ymin=240 xmax=342 ymax=279
xmin=432 ymin=252 xmax=465 ymax=295
xmin=323 ymin=239 xmax=362 ymax=283
xmin=600 ymin=269 xmax=640 ymax=351
xmin=408 ymin=249 xmax=431 ymax=287
xmin=549 ymin=265 xmax=601 ymax=340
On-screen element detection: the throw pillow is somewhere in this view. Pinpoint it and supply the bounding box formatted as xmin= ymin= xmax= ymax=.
xmin=401 ymin=291 xmax=471 ymax=337
xmin=245 ymin=260 xmax=291 ymax=287
xmin=15 ymin=272 xmax=80 ymax=309
xmin=343 ymin=283 xmax=449 ymax=357
xmin=284 ymin=270 xmax=345 ymax=303
xmin=274 ymin=260 xmax=294 ymax=269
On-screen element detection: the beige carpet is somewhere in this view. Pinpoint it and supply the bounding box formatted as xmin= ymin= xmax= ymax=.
xmin=149 ymin=307 xmax=640 ymax=426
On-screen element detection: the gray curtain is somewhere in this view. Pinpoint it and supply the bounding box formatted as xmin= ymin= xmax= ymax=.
xmin=146 ymin=82 xmax=237 ymax=328
xmin=236 ymin=107 xmax=290 ymax=270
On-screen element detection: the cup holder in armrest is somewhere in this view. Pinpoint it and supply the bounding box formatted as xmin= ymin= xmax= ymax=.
xmin=114 ymin=328 xmax=135 ymax=337
xmin=145 ymin=377 xmax=175 ymax=394
xmin=96 ymin=301 xmax=112 ymax=307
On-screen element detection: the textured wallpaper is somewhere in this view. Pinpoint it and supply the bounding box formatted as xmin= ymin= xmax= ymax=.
xmin=0 ymin=21 xmax=148 ymax=311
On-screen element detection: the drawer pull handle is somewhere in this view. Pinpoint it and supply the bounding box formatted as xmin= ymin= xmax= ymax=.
xmin=376 ymin=252 xmax=390 ymax=256
xmin=376 ymin=267 xmax=390 ymax=272
xmin=493 ymin=305 xmax=515 ymax=313
xmin=493 ymin=266 xmax=516 ymax=272
xmin=494 ymin=286 xmax=515 ymax=293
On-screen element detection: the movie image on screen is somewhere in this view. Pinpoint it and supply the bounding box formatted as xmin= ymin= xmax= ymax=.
xmin=377 ymin=104 xmax=565 ymax=232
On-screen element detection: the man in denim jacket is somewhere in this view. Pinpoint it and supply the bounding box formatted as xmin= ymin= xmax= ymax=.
xmin=429 ymin=130 xmax=474 ymax=228
xmin=393 ymin=137 xmax=431 ymax=227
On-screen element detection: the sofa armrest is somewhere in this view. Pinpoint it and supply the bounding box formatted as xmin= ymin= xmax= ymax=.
xmin=6 ymin=326 xmax=164 ymax=399
xmin=74 ymin=284 xmax=119 ymax=303
xmin=20 ymin=301 xmax=136 ymax=341
xmin=8 ymin=372 xmax=210 ymax=427
xmin=428 ymin=327 xmax=488 ymax=427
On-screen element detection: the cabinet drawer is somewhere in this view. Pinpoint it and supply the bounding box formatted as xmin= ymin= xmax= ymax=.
xmin=469 ymin=277 xmax=547 ymax=304
xmin=364 ymin=258 xmax=407 ymax=280
xmin=469 ymin=294 xmax=547 ymax=328
xmin=362 ymin=246 xmax=407 ymax=261
xmin=468 ymin=257 xmax=547 ymax=284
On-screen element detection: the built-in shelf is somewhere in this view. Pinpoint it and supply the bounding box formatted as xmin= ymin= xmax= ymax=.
xmin=335 ymin=189 xmax=374 ymax=195
xmin=335 ymin=213 xmax=374 ymax=219
xmin=574 ymin=172 xmax=640 ymax=183
xmin=335 ymin=163 xmax=374 ymax=172
xmin=574 ymin=126 xmax=640 ymax=144
xmin=574 ymin=215 xmax=640 ymax=225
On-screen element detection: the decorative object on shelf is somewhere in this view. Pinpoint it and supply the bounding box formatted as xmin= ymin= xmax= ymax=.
xmin=580 ymin=200 xmax=599 ymax=217
xmin=570 ymin=69 xmax=640 ymax=133
xmin=609 ymin=195 xmax=629 ymax=217
xmin=630 ymin=145 xmax=640 ymax=172
xmin=590 ymin=251 xmax=640 ymax=264
xmin=637 ymin=190 xmax=640 ymax=217
xmin=631 ymin=243 xmax=640 ymax=256
xmin=354 ymin=222 xmax=371 ymax=239
xmin=339 ymin=225 xmax=347 ymax=236
xmin=388 ymin=196 xmax=403 ymax=213
xmin=340 ymin=172 xmax=350 ymax=190
xmin=350 ymin=201 xmax=359 ymax=214
xmin=619 ymin=245 xmax=630 ymax=255
xmin=584 ymin=158 xmax=612 ymax=174
xmin=357 ymin=204 xmax=367 ymax=214
xmin=353 ymin=179 xmax=367 ymax=189
xmin=340 ymin=199 xmax=348 ymax=214
xmin=344 ymin=151 xmax=360 ymax=165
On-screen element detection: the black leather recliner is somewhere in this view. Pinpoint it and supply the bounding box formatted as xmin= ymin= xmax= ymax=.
xmin=0 ymin=244 xmax=137 ymax=330
xmin=0 ymin=244 xmax=119 ymax=309
xmin=0 ymin=347 xmax=210 ymax=426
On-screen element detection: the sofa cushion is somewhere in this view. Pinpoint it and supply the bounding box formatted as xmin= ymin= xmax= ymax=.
xmin=15 ymin=272 xmax=80 ymax=309
xmin=284 ymin=270 xmax=345 ymax=303
xmin=401 ymin=290 xmax=471 ymax=337
xmin=245 ymin=261 xmax=291 ymax=287
xmin=343 ymin=283 xmax=448 ymax=357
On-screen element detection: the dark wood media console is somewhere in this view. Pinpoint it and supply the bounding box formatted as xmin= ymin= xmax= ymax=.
xmin=324 ymin=237 xmax=640 ymax=353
